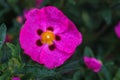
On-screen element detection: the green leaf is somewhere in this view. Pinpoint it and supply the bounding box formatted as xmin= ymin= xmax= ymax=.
xmin=8 ymin=58 xmax=21 ymax=72
xmin=0 ymin=24 xmax=7 ymax=49
xmin=57 ymin=60 xmax=80 ymax=74
xmin=79 ymin=0 xmax=100 ymax=4
xmin=98 ymin=72 xmax=104 ymax=80
xmin=7 ymin=0 xmax=20 ymax=14
xmin=0 ymin=8 xmax=10 ymax=18
xmin=40 ymin=0 xmax=50 ymax=7
xmin=6 ymin=43 xmax=21 ymax=62
xmin=0 ymin=70 xmax=11 ymax=80
xmin=100 ymin=9 xmax=112 ymax=25
xmin=113 ymin=68 xmax=120 ymax=80
xmin=68 ymin=0 xmax=76 ymax=5
xmin=73 ymin=71 xmax=81 ymax=80
xmin=84 ymin=46 xmax=94 ymax=57
xmin=0 ymin=45 xmax=11 ymax=63
xmin=85 ymin=72 xmax=94 ymax=80
xmin=22 ymin=66 xmax=56 ymax=78
xmin=101 ymin=65 xmax=111 ymax=80
xmin=7 ymin=0 xmax=19 ymax=5
xmin=6 ymin=43 xmax=16 ymax=57
xmin=0 ymin=0 xmax=9 ymax=8
xmin=82 ymin=11 xmax=93 ymax=29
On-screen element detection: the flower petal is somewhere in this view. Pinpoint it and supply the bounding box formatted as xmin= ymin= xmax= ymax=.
xmin=84 ymin=56 xmax=102 ymax=73
xmin=26 ymin=20 xmax=46 ymax=34
xmin=19 ymin=23 xmax=44 ymax=63
xmin=46 ymin=20 xmax=68 ymax=34
xmin=55 ymin=21 xmax=82 ymax=53
xmin=115 ymin=22 xmax=120 ymax=38
xmin=25 ymin=6 xmax=69 ymax=33
xmin=25 ymin=8 xmax=46 ymax=22
xmin=44 ymin=6 xmax=69 ymax=33
xmin=39 ymin=45 xmax=72 ymax=69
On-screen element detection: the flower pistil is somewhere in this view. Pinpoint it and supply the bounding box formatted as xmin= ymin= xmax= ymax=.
xmin=41 ymin=30 xmax=55 ymax=45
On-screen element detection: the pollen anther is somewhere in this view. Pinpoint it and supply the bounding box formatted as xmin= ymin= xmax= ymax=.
xmin=41 ymin=31 xmax=55 ymax=45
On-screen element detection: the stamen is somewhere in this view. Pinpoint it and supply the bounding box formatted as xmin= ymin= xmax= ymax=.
xmin=41 ymin=31 xmax=55 ymax=45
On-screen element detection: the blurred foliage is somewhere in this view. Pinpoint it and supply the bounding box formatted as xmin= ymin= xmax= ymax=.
xmin=0 ymin=0 xmax=120 ymax=80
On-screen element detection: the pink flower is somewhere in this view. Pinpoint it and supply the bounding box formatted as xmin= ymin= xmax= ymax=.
xmin=114 ymin=22 xmax=120 ymax=38
xmin=35 ymin=0 xmax=44 ymax=7
xmin=12 ymin=77 xmax=20 ymax=80
xmin=19 ymin=6 xmax=82 ymax=69
xmin=84 ymin=56 xmax=102 ymax=73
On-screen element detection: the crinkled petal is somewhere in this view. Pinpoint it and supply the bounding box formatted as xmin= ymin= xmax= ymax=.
xmin=25 ymin=6 xmax=69 ymax=33
xmin=46 ymin=20 xmax=68 ymax=34
xmin=115 ymin=22 xmax=120 ymax=38
xmin=39 ymin=45 xmax=72 ymax=69
xmin=19 ymin=23 xmax=44 ymax=63
xmin=84 ymin=56 xmax=102 ymax=73
xmin=44 ymin=6 xmax=69 ymax=33
xmin=25 ymin=8 xmax=46 ymax=22
xmin=55 ymin=21 xmax=82 ymax=53
xmin=24 ymin=9 xmax=47 ymax=33
xmin=89 ymin=58 xmax=102 ymax=72
xmin=26 ymin=20 xmax=46 ymax=34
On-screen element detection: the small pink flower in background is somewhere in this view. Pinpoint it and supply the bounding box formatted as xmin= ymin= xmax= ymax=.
xmin=84 ymin=56 xmax=102 ymax=73
xmin=12 ymin=77 xmax=20 ymax=80
xmin=114 ymin=22 xmax=120 ymax=38
xmin=19 ymin=6 xmax=82 ymax=69
xmin=35 ymin=0 xmax=44 ymax=7
xmin=5 ymin=34 xmax=13 ymax=42
xmin=16 ymin=16 xmax=24 ymax=24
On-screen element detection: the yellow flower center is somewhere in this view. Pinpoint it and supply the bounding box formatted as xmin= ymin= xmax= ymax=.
xmin=41 ymin=31 xmax=55 ymax=45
